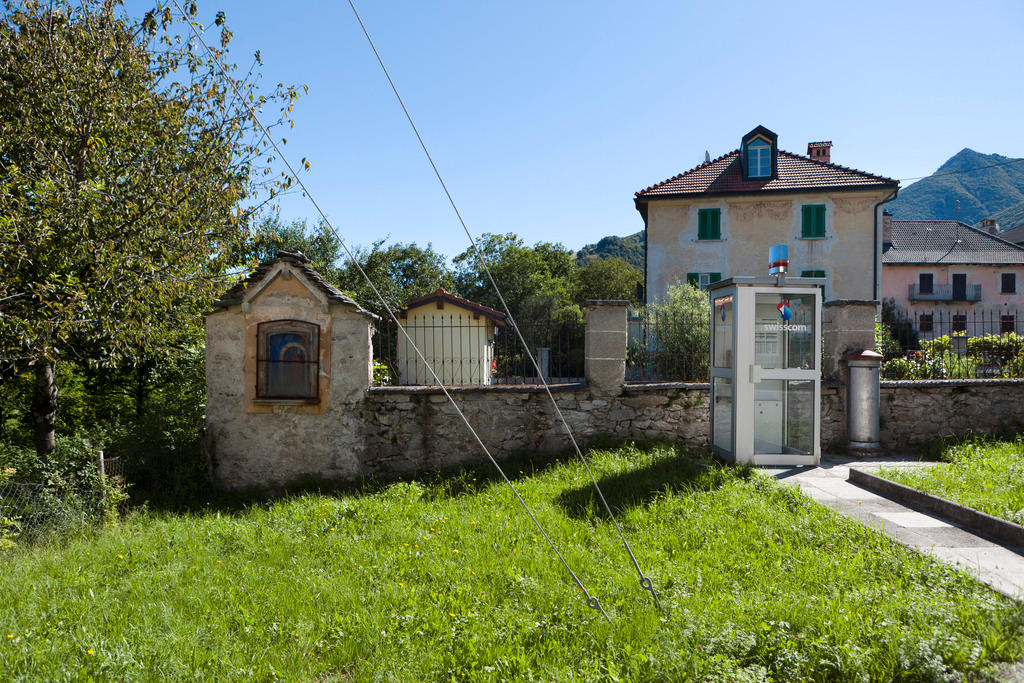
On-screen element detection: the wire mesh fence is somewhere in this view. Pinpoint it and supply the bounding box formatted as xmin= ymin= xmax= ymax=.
xmin=373 ymin=314 xmax=585 ymax=386
xmin=0 ymin=480 xmax=94 ymax=545
xmin=879 ymin=307 xmax=1024 ymax=379
xmin=1 ymin=451 xmax=125 ymax=549
xmin=626 ymin=308 xmax=711 ymax=383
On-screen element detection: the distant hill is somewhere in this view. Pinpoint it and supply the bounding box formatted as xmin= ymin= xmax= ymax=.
xmin=575 ymin=232 xmax=643 ymax=268
xmin=983 ymin=199 xmax=1024 ymax=232
xmin=887 ymin=149 xmax=1024 ymax=224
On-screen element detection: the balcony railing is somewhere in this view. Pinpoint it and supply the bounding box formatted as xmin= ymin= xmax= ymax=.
xmin=908 ymin=283 xmax=982 ymax=302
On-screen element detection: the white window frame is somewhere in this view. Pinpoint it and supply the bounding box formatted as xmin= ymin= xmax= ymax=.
xmin=747 ymin=138 xmax=771 ymax=178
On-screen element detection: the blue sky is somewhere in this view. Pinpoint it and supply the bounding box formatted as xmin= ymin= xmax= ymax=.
xmin=140 ymin=0 xmax=1023 ymax=258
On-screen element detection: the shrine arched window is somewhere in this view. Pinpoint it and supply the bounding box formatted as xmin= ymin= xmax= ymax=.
xmin=256 ymin=320 xmax=319 ymax=399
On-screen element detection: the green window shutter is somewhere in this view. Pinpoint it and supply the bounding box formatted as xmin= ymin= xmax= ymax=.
xmin=801 ymin=205 xmax=826 ymax=238
xmin=710 ymin=272 xmax=722 ymax=283
xmin=686 ymin=273 xmax=699 ymax=287
xmin=698 ymin=209 xmax=720 ymax=240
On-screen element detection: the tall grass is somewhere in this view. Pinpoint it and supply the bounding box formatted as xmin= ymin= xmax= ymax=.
xmin=878 ymin=436 xmax=1024 ymax=525
xmin=1 ymin=444 xmax=1022 ymax=680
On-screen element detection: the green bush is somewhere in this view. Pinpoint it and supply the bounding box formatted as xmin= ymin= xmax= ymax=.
xmin=630 ymin=281 xmax=710 ymax=381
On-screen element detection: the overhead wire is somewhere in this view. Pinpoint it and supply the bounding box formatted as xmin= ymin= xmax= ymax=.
xmin=344 ymin=0 xmax=662 ymax=610
xmin=897 ymin=156 xmax=1024 ymax=184
xmin=169 ymin=0 xmax=611 ymax=622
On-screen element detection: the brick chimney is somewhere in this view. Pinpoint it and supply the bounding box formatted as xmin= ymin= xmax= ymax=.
xmin=807 ymin=141 xmax=832 ymax=164
xmin=979 ymin=217 xmax=1000 ymax=235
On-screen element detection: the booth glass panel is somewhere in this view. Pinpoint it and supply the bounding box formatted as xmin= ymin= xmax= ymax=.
xmin=754 ymin=379 xmax=814 ymax=455
xmin=753 ymin=292 xmax=816 ymax=370
xmin=713 ymin=295 xmax=733 ymax=368
xmin=712 ymin=376 xmax=732 ymax=452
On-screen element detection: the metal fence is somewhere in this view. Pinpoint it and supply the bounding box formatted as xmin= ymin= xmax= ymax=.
xmin=626 ymin=309 xmax=711 ymax=383
xmin=880 ymin=307 xmax=1024 ymax=379
xmin=1 ymin=451 xmax=124 ymax=549
xmin=373 ymin=315 xmax=585 ymax=386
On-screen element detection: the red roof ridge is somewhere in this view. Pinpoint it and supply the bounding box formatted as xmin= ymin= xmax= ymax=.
xmin=399 ymin=288 xmax=507 ymax=326
xmin=635 ymin=150 xmax=739 ymax=197
xmin=777 ymin=149 xmax=897 ymax=185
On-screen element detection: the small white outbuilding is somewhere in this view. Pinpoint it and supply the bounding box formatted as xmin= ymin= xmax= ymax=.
xmin=395 ymin=288 xmax=506 ymax=385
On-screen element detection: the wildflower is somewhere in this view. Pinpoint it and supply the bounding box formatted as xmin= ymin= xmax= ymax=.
xmin=453 ymin=549 xmax=459 ymax=554
xmin=87 ymin=649 xmax=94 ymax=655
xmin=398 ymin=582 xmax=404 ymax=587
xmin=448 ymin=612 xmax=455 ymax=617
xmin=117 ymin=554 xmax=123 ymax=559
xmin=6 ymin=634 xmax=12 ymax=639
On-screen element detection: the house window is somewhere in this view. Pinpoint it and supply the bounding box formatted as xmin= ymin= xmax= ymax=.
xmin=952 ymin=314 xmax=967 ymax=333
xmin=800 ymin=270 xmax=827 ymax=299
xmin=257 ymin=320 xmax=320 ymax=399
xmin=1001 ymin=315 xmax=1016 ymax=334
xmin=801 ymin=205 xmax=826 ymax=238
xmin=1002 ymin=273 xmax=1017 ymax=294
xmin=747 ymin=138 xmax=771 ymax=178
xmin=697 ymin=209 xmax=721 ymax=240
xmin=687 ymin=272 xmax=722 ymax=290
xmin=918 ymin=273 xmax=934 ymax=295
xmin=919 ymin=313 xmax=933 ymax=333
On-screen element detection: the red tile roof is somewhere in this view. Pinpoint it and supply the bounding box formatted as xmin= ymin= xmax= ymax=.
xmin=635 ymin=150 xmax=897 ymax=199
xmin=399 ymin=288 xmax=507 ymax=326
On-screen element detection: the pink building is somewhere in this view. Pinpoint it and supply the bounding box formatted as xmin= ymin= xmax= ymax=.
xmin=881 ymin=217 xmax=1024 ymax=336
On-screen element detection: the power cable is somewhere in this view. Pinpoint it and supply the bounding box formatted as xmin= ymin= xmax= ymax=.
xmin=345 ymin=0 xmax=661 ymax=610
xmin=897 ymin=156 xmax=1024 ymax=183
xmin=170 ymin=0 xmax=610 ymax=622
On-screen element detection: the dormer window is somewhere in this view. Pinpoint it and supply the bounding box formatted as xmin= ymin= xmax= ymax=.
xmin=747 ymin=138 xmax=771 ymax=178
xmin=740 ymin=126 xmax=778 ymax=181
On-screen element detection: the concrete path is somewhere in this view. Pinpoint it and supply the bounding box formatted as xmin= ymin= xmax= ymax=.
xmin=768 ymin=456 xmax=1024 ymax=600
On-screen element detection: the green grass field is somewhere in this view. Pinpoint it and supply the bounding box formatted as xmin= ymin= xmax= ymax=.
xmin=2 ymin=444 xmax=1022 ymax=681
xmin=878 ymin=437 xmax=1024 ymax=526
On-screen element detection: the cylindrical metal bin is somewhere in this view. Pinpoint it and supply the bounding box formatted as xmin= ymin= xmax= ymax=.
xmin=845 ymin=349 xmax=882 ymax=453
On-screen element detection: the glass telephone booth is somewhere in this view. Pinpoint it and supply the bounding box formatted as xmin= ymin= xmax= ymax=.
xmin=708 ymin=276 xmax=823 ymax=466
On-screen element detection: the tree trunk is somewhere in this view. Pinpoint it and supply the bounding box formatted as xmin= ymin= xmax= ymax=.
xmin=134 ymin=360 xmax=149 ymax=419
xmin=32 ymin=360 xmax=57 ymax=457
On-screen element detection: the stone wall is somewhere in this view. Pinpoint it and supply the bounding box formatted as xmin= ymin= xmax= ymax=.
xmin=357 ymin=383 xmax=710 ymax=479
xmin=208 ymin=278 xmax=1024 ymax=490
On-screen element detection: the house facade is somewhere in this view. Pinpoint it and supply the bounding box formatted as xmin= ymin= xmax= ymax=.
xmin=634 ymin=126 xmax=899 ymax=303
xmin=881 ymin=218 xmax=1024 ymax=335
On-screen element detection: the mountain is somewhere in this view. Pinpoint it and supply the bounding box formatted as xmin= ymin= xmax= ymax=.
xmin=575 ymin=232 xmax=644 ymax=268
xmin=887 ymin=149 xmax=1024 ymax=224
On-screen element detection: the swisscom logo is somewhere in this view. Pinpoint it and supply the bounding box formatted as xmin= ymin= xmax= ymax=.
xmin=777 ymin=300 xmax=793 ymax=321
xmin=763 ymin=299 xmax=808 ymax=333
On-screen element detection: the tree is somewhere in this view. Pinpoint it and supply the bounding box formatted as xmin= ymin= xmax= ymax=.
xmin=336 ymin=240 xmax=454 ymax=314
xmin=453 ymin=233 xmax=577 ymax=327
xmin=574 ymin=256 xmax=642 ymax=306
xmin=0 ymin=0 xmax=299 ymax=455
xmin=240 ymin=212 xmax=343 ymax=282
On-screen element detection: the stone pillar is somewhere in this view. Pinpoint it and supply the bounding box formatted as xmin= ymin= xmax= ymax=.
xmin=823 ymin=300 xmax=878 ymax=381
xmin=585 ymin=300 xmax=629 ymax=395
